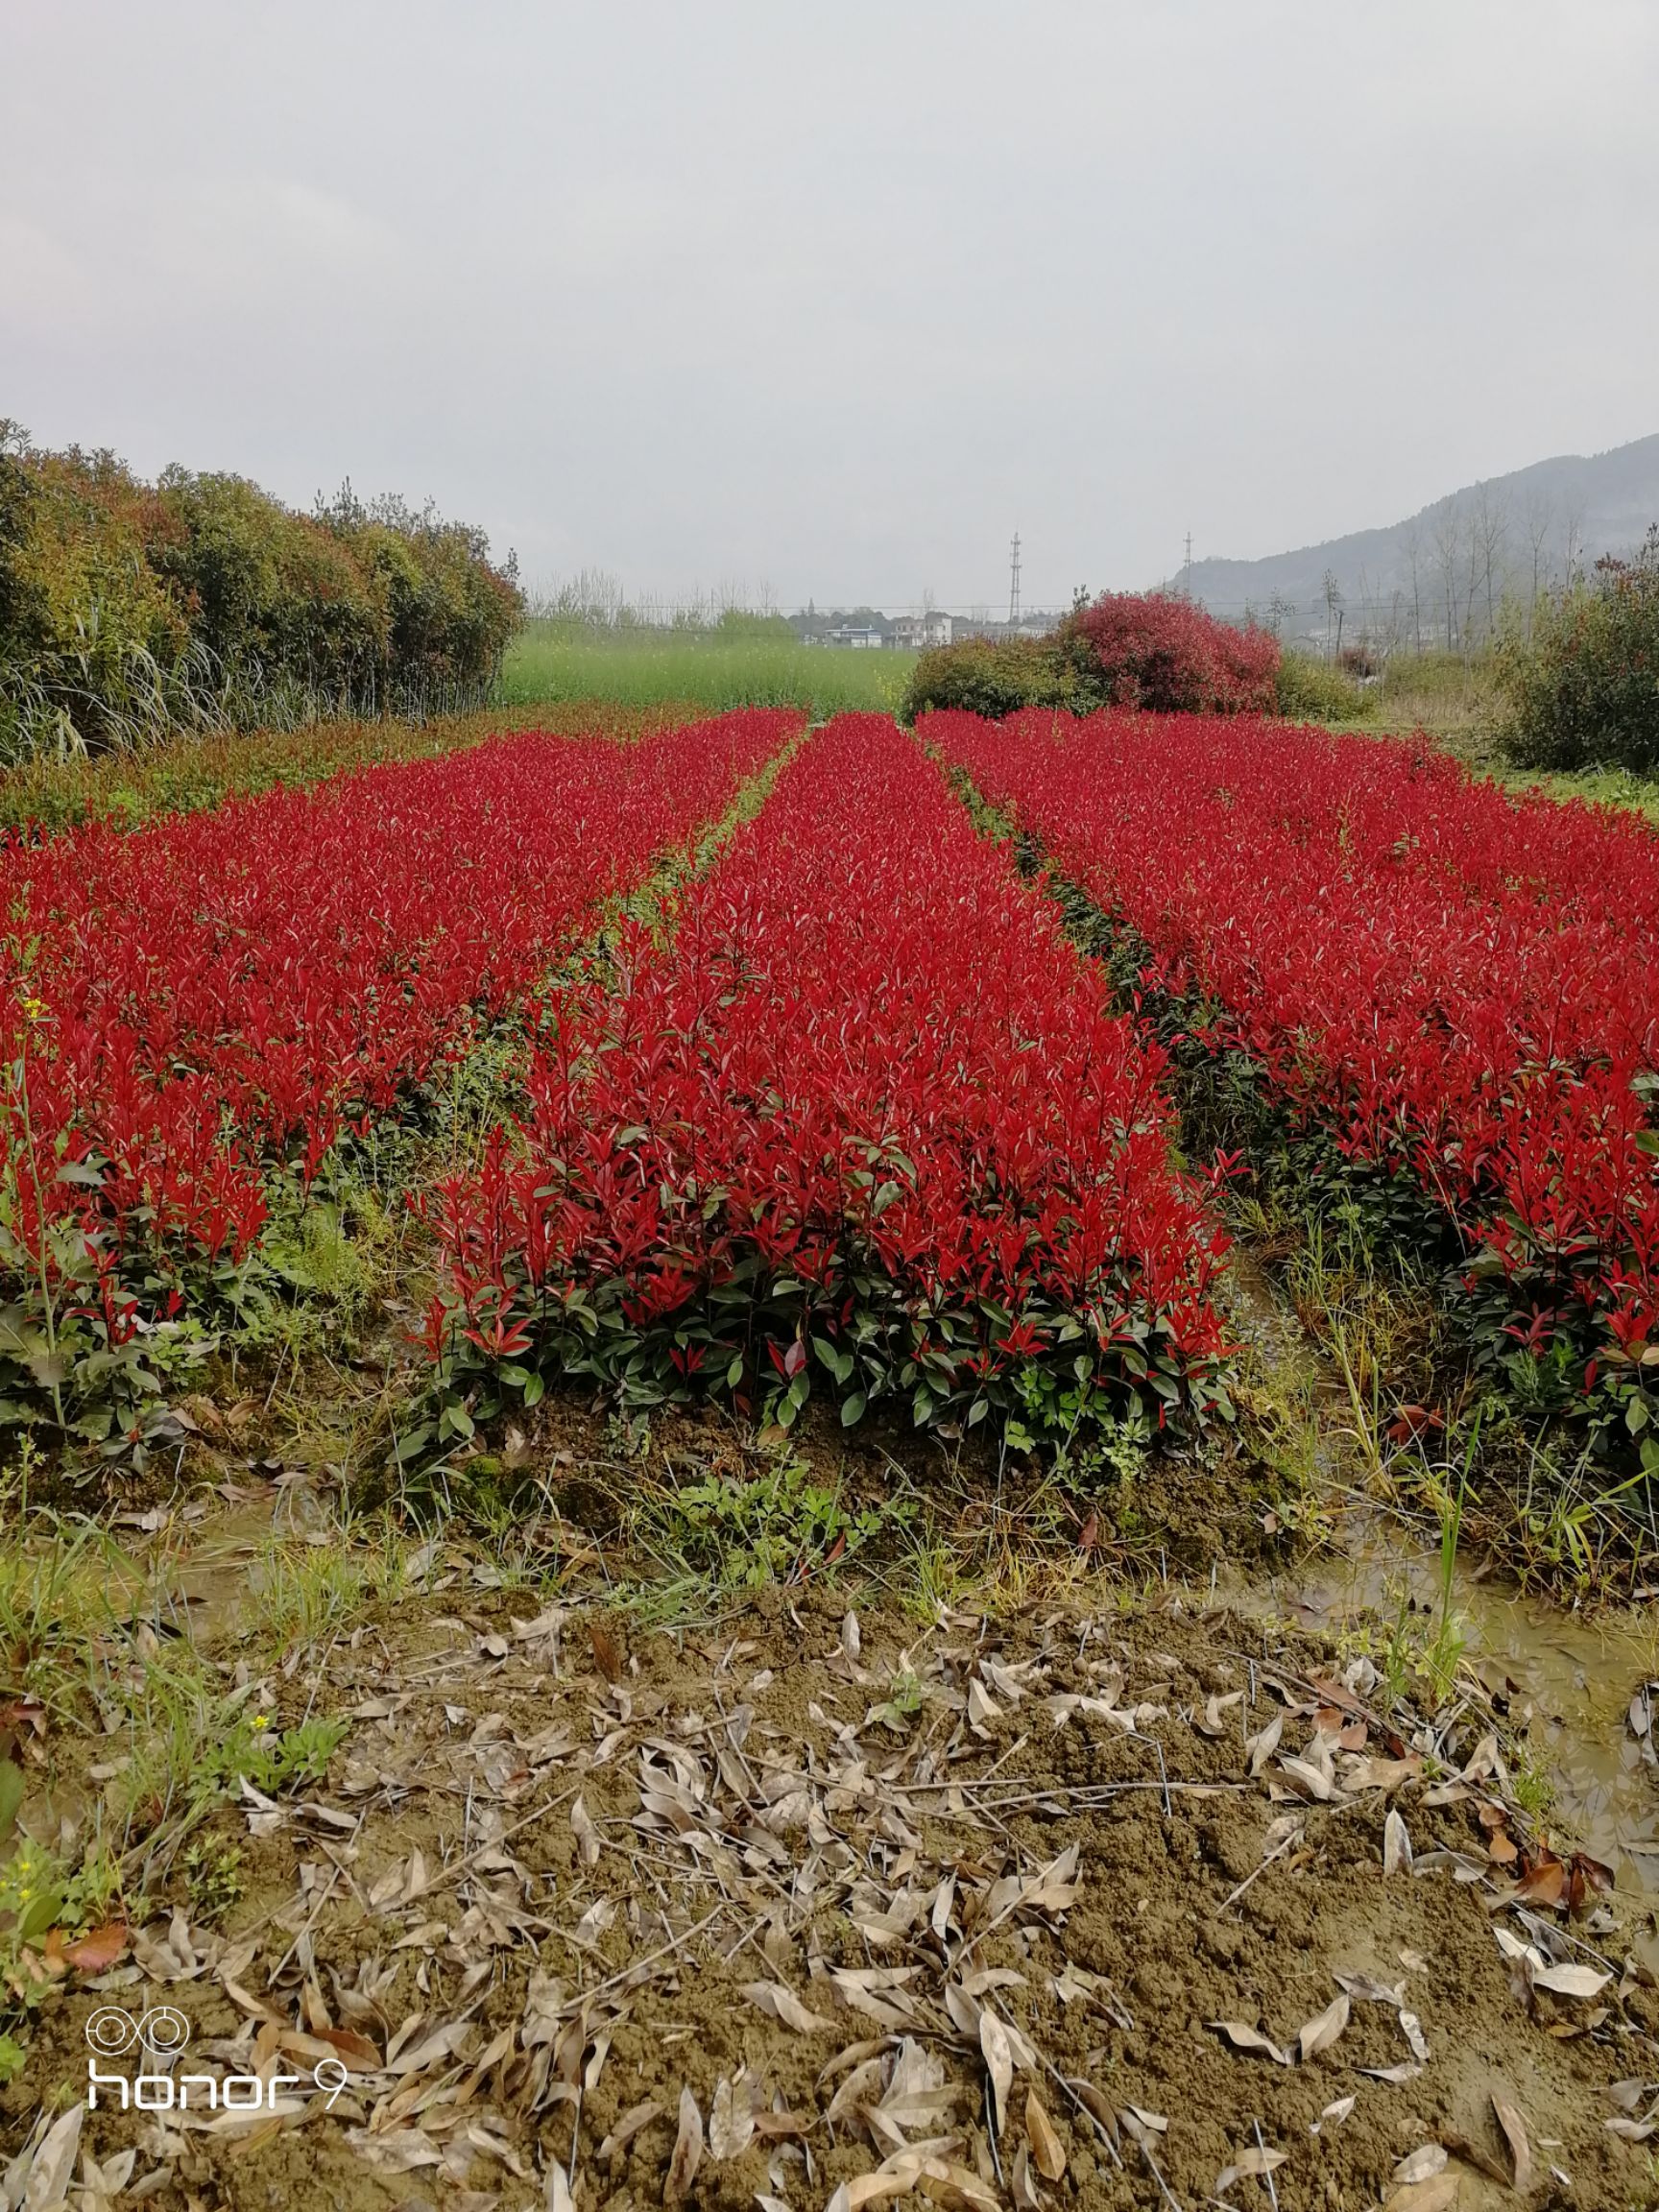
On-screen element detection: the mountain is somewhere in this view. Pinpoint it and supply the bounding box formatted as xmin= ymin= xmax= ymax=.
xmin=1179 ymin=433 xmax=1659 ymax=651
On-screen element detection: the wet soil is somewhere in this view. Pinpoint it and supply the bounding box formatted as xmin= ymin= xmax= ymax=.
xmin=9 ymin=1558 xmax=1659 ymax=2212
xmin=1237 ymin=1516 xmax=1659 ymax=1904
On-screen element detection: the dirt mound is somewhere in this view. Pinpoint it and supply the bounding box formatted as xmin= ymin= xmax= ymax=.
xmin=8 ymin=1582 xmax=1657 ymax=2211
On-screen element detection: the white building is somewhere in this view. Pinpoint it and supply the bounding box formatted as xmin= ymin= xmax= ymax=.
xmin=890 ymin=612 xmax=953 ymax=650
xmin=825 ymin=623 xmax=884 ymax=649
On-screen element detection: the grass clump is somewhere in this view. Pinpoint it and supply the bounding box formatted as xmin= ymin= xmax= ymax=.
xmin=629 ymin=1443 xmax=905 ymax=1609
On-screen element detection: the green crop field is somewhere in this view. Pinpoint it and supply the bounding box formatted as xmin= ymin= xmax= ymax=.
xmin=500 ymin=620 xmax=917 ymax=717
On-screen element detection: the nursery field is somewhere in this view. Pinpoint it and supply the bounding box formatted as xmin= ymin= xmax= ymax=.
xmin=500 ymin=621 xmax=916 ymax=718
xmin=6 ymin=705 xmax=1659 ymax=2210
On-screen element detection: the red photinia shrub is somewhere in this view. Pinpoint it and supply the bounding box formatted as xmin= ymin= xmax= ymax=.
xmin=0 ymin=709 xmax=795 ymax=1410
xmin=427 ymin=714 xmax=1232 ymax=1442
xmin=1059 ymin=592 xmax=1281 ymax=714
xmin=926 ymin=706 xmax=1659 ymax=1415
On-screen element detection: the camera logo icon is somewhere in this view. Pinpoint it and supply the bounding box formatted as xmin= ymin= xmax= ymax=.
xmin=84 ymin=2007 xmax=191 ymax=2059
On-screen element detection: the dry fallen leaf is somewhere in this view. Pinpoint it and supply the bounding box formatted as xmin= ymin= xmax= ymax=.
xmin=14 ymin=2104 xmax=84 ymax=2211
xmin=980 ymin=2008 xmax=1015 ymax=2134
xmin=709 ymin=2073 xmax=756 ymax=2161
xmin=1383 ymin=1807 xmax=1412 ymax=1877
xmin=740 ymin=1980 xmax=834 ymax=2034
xmin=1025 ymin=2088 xmax=1066 ymax=2181
xmin=1492 ymin=2094 xmax=1532 ymax=2194
xmin=1393 ymin=2144 xmax=1449 ymax=2186
xmin=664 ymin=2084 xmax=702 ymax=2204
xmin=1197 ymin=1690 xmax=1243 ymax=1737
xmin=1385 ymin=2176 xmax=1459 ymax=2212
xmin=841 ymin=2154 xmax=1000 ymax=2211
xmin=1209 ymin=2018 xmax=1291 ymax=2066
xmin=1245 ymin=1712 xmax=1284 ymax=1774
xmin=589 ymin=1620 xmax=625 ymax=1683
xmin=1118 ymin=2104 xmax=1169 ymax=2152
xmin=1515 ymin=1856 xmax=1567 ymax=1910
xmin=1297 ymin=1990 xmax=1350 ymax=2062
xmin=1530 ymin=1960 xmax=1611 ymax=2000
xmin=1280 ymin=1753 xmax=1339 ymax=1802
xmin=569 ymin=1795 xmax=601 ymax=1868
xmin=597 ymin=2099 xmax=661 ymax=2166
xmin=60 ymin=1921 xmax=130 ymax=1974
xmin=1216 ymin=2144 xmax=1289 ymax=2193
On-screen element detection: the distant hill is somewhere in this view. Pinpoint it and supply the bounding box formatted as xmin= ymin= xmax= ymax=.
xmin=1179 ymin=433 xmax=1659 ymax=652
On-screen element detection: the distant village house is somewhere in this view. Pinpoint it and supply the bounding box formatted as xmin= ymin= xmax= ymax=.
xmin=890 ymin=612 xmax=953 ymax=650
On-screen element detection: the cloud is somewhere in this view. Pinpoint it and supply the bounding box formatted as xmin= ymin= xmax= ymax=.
xmin=3 ymin=0 xmax=1656 ymax=606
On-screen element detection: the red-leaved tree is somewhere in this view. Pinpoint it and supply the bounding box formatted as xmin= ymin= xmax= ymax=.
xmin=1060 ymin=591 xmax=1281 ymax=714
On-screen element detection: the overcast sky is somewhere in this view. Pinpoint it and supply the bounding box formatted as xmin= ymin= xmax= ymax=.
xmin=5 ymin=1 xmax=1656 ymax=611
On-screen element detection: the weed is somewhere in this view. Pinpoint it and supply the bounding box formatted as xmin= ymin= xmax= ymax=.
xmin=248 ymin=1535 xmax=378 ymax=1651
xmin=867 ymin=1666 xmax=925 ymax=1731
xmin=181 ymin=1836 xmax=245 ymax=1923
xmin=630 ymin=1448 xmax=905 ymax=1607
xmin=0 ymin=1836 xmax=123 ymax=1960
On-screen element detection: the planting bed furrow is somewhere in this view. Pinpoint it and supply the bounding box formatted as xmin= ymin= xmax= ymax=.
xmin=429 ymin=713 xmax=1231 ymax=1443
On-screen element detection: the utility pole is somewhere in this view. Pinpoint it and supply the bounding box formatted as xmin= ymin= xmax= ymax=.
xmin=1183 ymin=531 xmax=1192 ymax=596
xmin=1008 ymin=532 xmax=1022 ymax=628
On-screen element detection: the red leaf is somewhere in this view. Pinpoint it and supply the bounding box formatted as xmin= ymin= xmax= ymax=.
xmin=62 ymin=1921 xmax=130 ymax=1973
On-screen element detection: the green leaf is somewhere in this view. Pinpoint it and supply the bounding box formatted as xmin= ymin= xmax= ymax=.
xmin=840 ymin=1391 xmax=867 ymax=1427
xmin=17 ymin=1888 xmax=62 ymax=1942
xmin=0 ymin=1759 xmax=24 ymax=1845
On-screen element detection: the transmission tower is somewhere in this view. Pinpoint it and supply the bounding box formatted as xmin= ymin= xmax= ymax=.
xmin=1008 ymin=532 xmax=1022 ymax=627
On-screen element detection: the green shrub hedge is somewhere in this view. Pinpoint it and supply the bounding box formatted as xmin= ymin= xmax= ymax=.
xmin=0 ymin=422 xmax=523 ymax=759
xmin=1496 ymin=529 xmax=1659 ymax=773
xmin=1273 ymin=651 xmax=1366 ymax=721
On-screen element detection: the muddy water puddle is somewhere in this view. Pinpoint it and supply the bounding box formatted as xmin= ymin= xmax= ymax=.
xmin=1234 ymin=1521 xmax=1659 ymax=1895
xmin=1218 ymin=1246 xmax=1659 ymax=1897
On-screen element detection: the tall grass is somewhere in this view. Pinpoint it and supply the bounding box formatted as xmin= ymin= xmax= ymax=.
xmin=502 ymin=621 xmax=916 ymax=716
